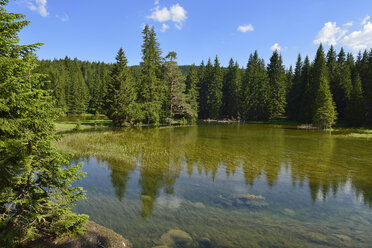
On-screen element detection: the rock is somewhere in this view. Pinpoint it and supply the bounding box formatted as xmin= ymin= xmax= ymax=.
xmin=307 ymin=232 xmax=329 ymax=244
xmin=334 ymin=234 xmax=352 ymax=242
xmin=192 ymin=202 xmax=205 ymax=208
xmin=159 ymin=229 xmax=193 ymax=248
xmin=198 ymin=237 xmax=213 ymax=248
xmin=21 ymin=221 xmax=132 ymax=248
xmin=283 ymin=208 xmax=295 ymax=216
xmin=217 ymin=194 xmax=268 ymax=208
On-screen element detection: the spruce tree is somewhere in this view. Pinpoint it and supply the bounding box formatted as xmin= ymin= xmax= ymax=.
xmin=327 ymin=45 xmax=338 ymax=96
xmin=312 ymin=65 xmax=337 ymax=129
xmin=332 ymin=48 xmax=352 ymax=121
xmin=185 ymin=64 xmax=199 ymax=122
xmin=241 ymin=51 xmax=270 ymax=120
xmin=267 ymin=50 xmax=287 ymax=119
xmin=222 ymin=59 xmax=241 ymax=119
xmin=164 ymin=52 xmax=192 ymax=121
xmin=287 ymin=54 xmax=303 ymax=121
xmin=346 ymin=72 xmax=365 ymax=125
xmin=197 ymin=60 xmax=207 ymax=119
xmin=206 ymin=56 xmax=223 ymax=119
xmin=0 ymin=1 xmax=87 ymax=246
xmin=138 ymin=25 xmax=165 ymax=124
xmin=105 ymin=47 xmax=139 ymax=126
xmin=299 ymin=56 xmax=313 ymax=123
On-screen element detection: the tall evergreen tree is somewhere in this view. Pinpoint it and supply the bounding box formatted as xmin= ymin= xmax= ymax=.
xmin=299 ymin=56 xmax=313 ymax=123
xmin=312 ymin=71 xmax=337 ymax=129
xmin=197 ymin=60 xmax=207 ymax=119
xmin=185 ymin=64 xmax=199 ymax=122
xmin=346 ymin=72 xmax=365 ymax=125
xmin=0 ymin=1 xmax=87 ymax=246
xmin=287 ymin=54 xmax=303 ymax=121
xmin=164 ymin=52 xmax=193 ymax=121
xmin=326 ymin=45 xmax=338 ymax=96
xmin=267 ymin=50 xmax=287 ymax=119
xmin=365 ymin=49 xmax=372 ymax=123
xmin=138 ymin=25 xmax=165 ymax=124
xmin=205 ymin=56 xmax=223 ymax=119
xmin=104 ymin=47 xmax=139 ymax=126
xmin=311 ymin=44 xmax=329 ymax=116
xmin=241 ymin=51 xmax=270 ymax=120
xmin=334 ymin=48 xmax=353 ymax=121
xmin=222 ymin=59 xmax=241 ymax=119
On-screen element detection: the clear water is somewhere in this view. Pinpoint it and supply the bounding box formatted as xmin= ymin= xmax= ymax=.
xmin=64 ymin=124 xmax=372 ymax=247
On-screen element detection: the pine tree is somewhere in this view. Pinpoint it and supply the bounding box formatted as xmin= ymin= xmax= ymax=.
xmin=346 ymin=72 xmax=365 ymax=125
xmin=104 ymin=47 xmax=139 ymax=126
xmin=327 ymin=45 xmax=338 ymax=96
xmin=287 ymin=54 xmax=303 ymax=121
xmin=267 ymin=50 xmax=287 ymax=119
xmin=197 ymin=60 xmax=207 ymax=119
xmin=222 ymin=59 xmax=241 ymax=119
xmin=334 ymin=48 xmax=353 ymax=121
xmin=312 ymin=64 xmax=337 ymax=129
xmin=299 ymin=56 xmax=313 ymax=123
xmin=138 ymin=25 xmax=165 ymax=124
xmin=365 ymin=49 xmax=372 ymax=124
xmin=164 ymin=52 xmax=192 ymax=121
xmin=185 ymin=64 xmax=199 ymax=122
xmin=0 ymin=1 xmax=87 ymax=245
xmin=206 ymin=56 xmax=223 ymax=119
xmin=241 ymin=51 xmax=270 ymax=120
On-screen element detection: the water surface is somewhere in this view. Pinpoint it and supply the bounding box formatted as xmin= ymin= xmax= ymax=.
xmin=64 ymin=124 xmax=372 ymax=247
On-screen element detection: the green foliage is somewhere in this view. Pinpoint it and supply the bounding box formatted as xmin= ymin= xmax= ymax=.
xmin=222 ymin=59 xmax=241 ymax=119
xmin=0 ymin=2 xmax=87 ymax=246
xmin=138 ymin=25 xmax=166 ymax=124
xmin=241 ymin=51 xmax=270 ymax=120
xmin=312 ymin=68 xmax=337 ymax=129
xmin=164 ymin=52 xmax=195 ymax=121
xmin=267 ymin=50 xmax=287 ymax=119
xmin=205 ymin=56 xmax=223 ymax=119
xmin=73 ymin=119 xmax=82 ymax=131
xmin=287 ymin=54 xmax=303 ymax=121
xmin=185 ymin=64 xmax=199 ymax=123
xmin=104 ymin=47 xmax=140 ymax=126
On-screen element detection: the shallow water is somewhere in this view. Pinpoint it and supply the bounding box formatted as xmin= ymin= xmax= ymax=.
xmin=66 ymin=124 xmax=372 ymax=247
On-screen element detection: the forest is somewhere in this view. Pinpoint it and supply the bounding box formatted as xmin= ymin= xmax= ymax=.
xmin=37 ymin=25 xmax=372 ymax=129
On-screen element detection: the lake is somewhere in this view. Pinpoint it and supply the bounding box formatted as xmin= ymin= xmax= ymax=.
xmin=60 ymin=124 xmax=372 ymax=247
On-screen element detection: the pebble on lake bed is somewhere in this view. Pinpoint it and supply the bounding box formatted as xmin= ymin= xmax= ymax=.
xmin=217 ymin=193 xmax=268 ymax=208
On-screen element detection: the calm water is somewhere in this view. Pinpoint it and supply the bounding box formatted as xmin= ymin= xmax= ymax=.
xmin=67 ymin=124 xmax=372 ymax=247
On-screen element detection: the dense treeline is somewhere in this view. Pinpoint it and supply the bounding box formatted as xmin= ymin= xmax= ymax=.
xmin=38 ymin=26 xmax=372 ymax=128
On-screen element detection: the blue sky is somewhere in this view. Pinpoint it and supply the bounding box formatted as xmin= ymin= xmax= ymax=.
xmin=6 ymin=0 xmax=372 ymax=67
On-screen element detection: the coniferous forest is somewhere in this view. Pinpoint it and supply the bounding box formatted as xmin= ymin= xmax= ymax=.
xmin=3 ymin=0 xmax=372 ymax=247
xmin=37 ymin=25 xmax=372 ymax=129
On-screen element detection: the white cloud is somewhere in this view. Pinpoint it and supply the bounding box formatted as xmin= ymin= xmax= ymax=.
xmin=160 ymin=23 xmax=169 ymax=32
xmin=270 ymin=43 xmax=282 ymax=51
xmin=154 ymin=0 xmax=159 ymax=5
xmin=313 ymin=15 xmax=372 ymax=51
xmin=313 ymin=22 xmax=347 ymax=45
xmin=27 ymin=0 xmax=49 ymax=17
xmin=56 ymin=13 xmax=69 ymax=22
xmin=342 ymin=21 xmax=372 ymax=50
xmin=147 ymin=6 xmax=171 ymax=22
xmin=362 ymin=15 xmax=370 ymax=25
xmin=147 ymin=3 xmax=187 ymax=30
xmin=170 ymin=4 xmax=187 ymax=23
xmin=343 ymin=22 xmax=353 ymax=27
xmin=237 ymin=24 xmax=254 ymax=32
